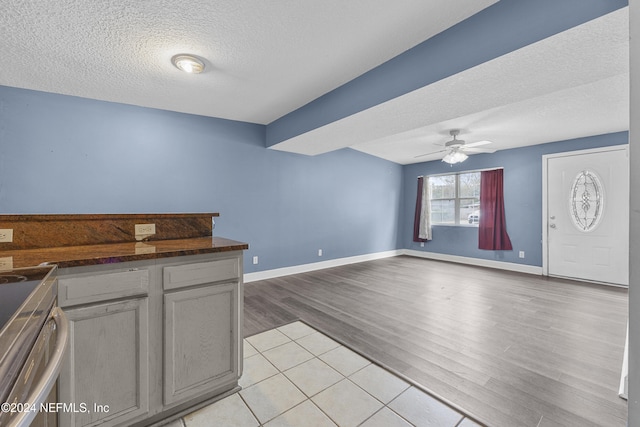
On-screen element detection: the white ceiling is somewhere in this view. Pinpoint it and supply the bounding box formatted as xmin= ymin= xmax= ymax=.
xmin=0 ymin=1 xmax=628 ymax=165
xmin=273 ymin=7 xmax=629 ymax=164
xmin=0 ymin=0 xmax=495 ymax=124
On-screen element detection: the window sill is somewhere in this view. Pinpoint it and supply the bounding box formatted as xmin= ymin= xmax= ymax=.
xmin=433 ymin=224 xmax=479 ymax=228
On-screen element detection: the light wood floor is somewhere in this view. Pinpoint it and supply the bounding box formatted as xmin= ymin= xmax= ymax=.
xmin=243 ymin=255 xmax=628 ymax=427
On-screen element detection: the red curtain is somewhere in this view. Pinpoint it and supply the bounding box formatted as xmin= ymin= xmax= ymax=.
xmin=479 ymin=169 xmax=513 ymax=250
xmin=413 ymin=176 xmax=427 ymax=242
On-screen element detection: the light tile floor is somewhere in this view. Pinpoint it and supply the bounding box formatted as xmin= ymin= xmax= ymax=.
xmin=166 ymin=321 xmax=483 ymax=427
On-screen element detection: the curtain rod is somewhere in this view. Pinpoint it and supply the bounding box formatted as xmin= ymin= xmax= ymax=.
xmin=418 ymin=166 xmax=504 ymax=178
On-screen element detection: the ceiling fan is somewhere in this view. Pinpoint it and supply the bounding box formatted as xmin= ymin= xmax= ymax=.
xmin=415 ymin=130 xmax=496 ymax=164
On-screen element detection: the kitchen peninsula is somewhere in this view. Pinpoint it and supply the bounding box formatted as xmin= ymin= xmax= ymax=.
xmin=0 ymin=213 xmax=248 ymax=427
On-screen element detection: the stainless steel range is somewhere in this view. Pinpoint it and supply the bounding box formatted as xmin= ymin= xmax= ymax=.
xmin=0 ymin=265 xmax=68 ymax=427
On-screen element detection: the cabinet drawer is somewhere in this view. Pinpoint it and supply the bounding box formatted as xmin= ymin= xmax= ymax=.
xmin=163 ymin=258 xmax=239 ymax=290
xmin=58 ymin=269 xmax=150 ymax=307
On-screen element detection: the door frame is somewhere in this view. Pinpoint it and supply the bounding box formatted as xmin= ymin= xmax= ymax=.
xmin=541 ymin=144 xmax=629 ymax=278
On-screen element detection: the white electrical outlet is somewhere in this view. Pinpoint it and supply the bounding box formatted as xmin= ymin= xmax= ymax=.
xmin=519 ymin=251 xmax=525 ymax=259
xmin=135 ymin=224 xmax=156 ymax=235
xmin=0 ymin=229 xmax=13 ymax=243
xmin=318 ymin=249 xmax=323 ymax=257
xmin=252 ymin=256 xmax=259 ymax=265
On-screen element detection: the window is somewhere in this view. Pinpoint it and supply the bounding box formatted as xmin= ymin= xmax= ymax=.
xmin=429 ymin=172 xmax=481 ymax=225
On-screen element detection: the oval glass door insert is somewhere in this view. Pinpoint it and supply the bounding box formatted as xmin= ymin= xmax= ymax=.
xmin=569 ymin=170 xmax=604 ymax=232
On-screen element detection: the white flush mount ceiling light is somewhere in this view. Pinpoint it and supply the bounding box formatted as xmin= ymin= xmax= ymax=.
xmin=171 ymin=54 xmax=205 ymax=74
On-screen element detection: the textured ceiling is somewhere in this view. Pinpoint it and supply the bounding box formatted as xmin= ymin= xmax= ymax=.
xmin=0 ymin=2 xmax=628 ymax=164
xmin=272 ymin=7 xmax=629 ymax=164
xmin=0 ymin=0 xmax=495 ymax=124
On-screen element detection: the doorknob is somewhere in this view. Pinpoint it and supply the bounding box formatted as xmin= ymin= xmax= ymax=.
xmin=550 ymin=216 xmax=556 ymax=220
xmin=550 ymin=224 xmax=557 ymax=229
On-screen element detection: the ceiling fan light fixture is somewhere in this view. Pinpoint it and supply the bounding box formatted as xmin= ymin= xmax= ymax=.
xmin=172 ymin=54 xmax=205 ymax=74
xmin=442 ymin=151 xmax=468 ymax=164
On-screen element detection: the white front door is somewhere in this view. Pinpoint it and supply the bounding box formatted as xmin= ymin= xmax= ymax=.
xmin=544 ymin=145 xmax=629 ymax=286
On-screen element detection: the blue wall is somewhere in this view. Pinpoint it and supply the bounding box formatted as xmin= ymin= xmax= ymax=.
xmin=0 ymin=85 xmax=403 ymax=272
xmin=0 ymin=85 xmax=629 ymax=272
xmin=402 ymin=132 xmax=629 ymax=266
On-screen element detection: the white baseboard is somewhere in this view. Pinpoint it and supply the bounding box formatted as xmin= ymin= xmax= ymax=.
xmin=620 ymin=321 xmax=629 ymax=399
xmin=244 ymin=249 xmax=542 ymax=283
xmin=401 ymin=249 xmax=543 ymax=275
xmin=243 ymin=250 xmax=402 ymax=283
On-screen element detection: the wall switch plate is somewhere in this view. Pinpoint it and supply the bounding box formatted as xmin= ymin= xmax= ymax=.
xmin=519 ymin=251 xmax=525 ymax=258
xmin=252 ymin=256 xmax=259 ymax=265
xmin=0 ymin=229 xmax=13 ymax=243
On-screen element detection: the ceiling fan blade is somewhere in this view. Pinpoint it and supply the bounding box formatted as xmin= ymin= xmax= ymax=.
xmin=414 ymin=149 xmax=448 ymax=158
xmin=463 ymin=147 xmax=496 ymax=153
xmin=464 ymin=140 xmax=493 ymax=148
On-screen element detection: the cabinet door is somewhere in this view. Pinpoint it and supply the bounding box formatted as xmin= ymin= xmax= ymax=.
xmin=59 ymin=298 xmax=149 ymax=427
xmin=163 ymin=282 xmax=239 ymax=406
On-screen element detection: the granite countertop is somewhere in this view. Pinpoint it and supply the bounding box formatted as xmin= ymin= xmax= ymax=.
xmin=0 ymin=236 xmax=248 ymax=269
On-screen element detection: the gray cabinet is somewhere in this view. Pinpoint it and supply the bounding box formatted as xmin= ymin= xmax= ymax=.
xmin=58 ymin=267 xmax=150 ymax=427
xmin=161 ymin=256 xmax=243 ymax=407
xmin=57 ymin=252 xmax=243 ymax=427
xmin=164 ymin=283 xmax=239 ymax=405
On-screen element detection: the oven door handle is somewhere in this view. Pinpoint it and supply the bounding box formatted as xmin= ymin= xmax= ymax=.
xmin=8 ymin=307 xmax=69 ymax=427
